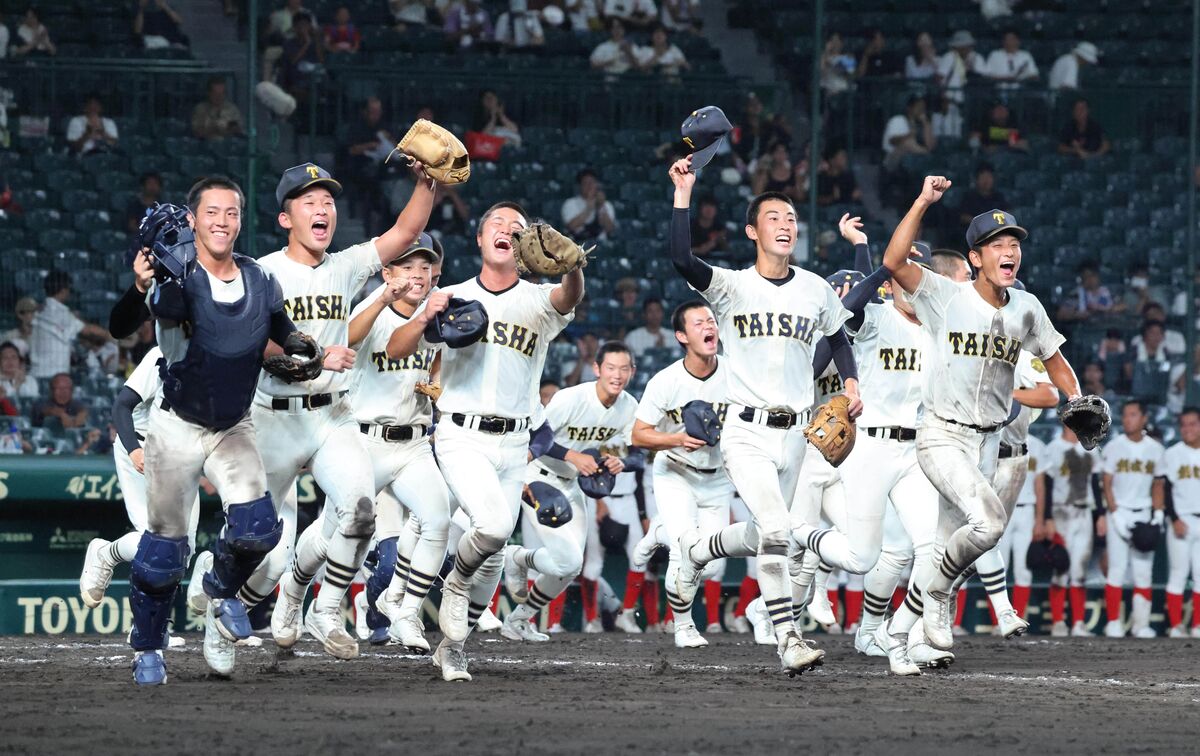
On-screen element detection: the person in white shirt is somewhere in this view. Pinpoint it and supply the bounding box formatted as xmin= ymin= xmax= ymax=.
xmin=659 ymin=0 xmax=696 ymax=31
xmin=1049 ymin=42 xmax=1098 ymax=91
xmin=1163 ymin=408 xmax=1200 ymax=638
xmin=881 ymin=95 xmax=936 ymax=170
xmin=603 ymin=0 xmax=656 ymax=28
xmin=904 ymin=31 xmax=939 ymax=82
xmin=565 ymin=0 xmax=601 ymax=31
xmin=636 ymin=24 xmax=688 ymax=77
xmin=938 ymin=30 xmax=985 ymax=102
xmin=66 ymin=95 xmax=119 ymax=155
xmin=985 ymin=30 xmax=1039 ymax=88
xmin=0 ymin=342 xmax=38 ymax=399
xmin=590 ymin=17 xmax=641 ymax=74
xmin=561 ymin=168 xmax=617 ymax=240
xmin=13 ymin=8 xmax=56 ymax=56
xmin=1 ymin=296 xmax=37 ymax=358
xmin=623 ymin=298 xmax=670 ymax=359
xmin=30 ymin=272 xmax=110 ymax=380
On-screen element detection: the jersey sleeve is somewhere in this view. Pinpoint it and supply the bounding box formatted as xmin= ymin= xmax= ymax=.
xmin=847 ymin=302 xmax=880 ymax=341
xmin=1015 ymin=350 xmax=1051 ymax=389
xmin=124 ymin=347 xmax=163 ymax=402
xmin=543 ymin=387 xmax=574 ymax=430
xmin=342 ymin=239 xmax=384 ymax=292
xmin=1164 ymin=447 xmax=1180 ymax=483
xmin=535 ymin=283 xmax=574 ymax=338
xmin=818 ymin=277 xmax=853 ymax=337
xmin=1101 ymin=442 xmax=1119 ymax=475
xmin=907 ymin=269 xmax=957 ymax=330
xmin=1150 ymin=442 xmax=1166 ymax=476
xmin=1023 ymin=296 xmax=1067 ymax=360
xmin=634 ymin=372 xmax=669 ymax=427
xmin=698 ymin=266 xmax=735 ymax=316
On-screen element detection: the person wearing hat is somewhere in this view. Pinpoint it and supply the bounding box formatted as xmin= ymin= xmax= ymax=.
xmin=879 ymin=177 xmax=1087 ymax=655
xmin=237 ymin=159 xmax=436 ymax=663
xmin=937 ymin=30 xmax=985 ymax=102
xmin=1049 ymin=41 xmax=1099 ymax=91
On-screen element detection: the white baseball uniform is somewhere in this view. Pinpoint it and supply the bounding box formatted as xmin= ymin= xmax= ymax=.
xmin=1102 ymin=434 xmax=1165 ymax=592
xmin=1043 ymin=435 xmax=1102 ymax=588
xmin=1164 ymin=442 xmax=1200 ymax=602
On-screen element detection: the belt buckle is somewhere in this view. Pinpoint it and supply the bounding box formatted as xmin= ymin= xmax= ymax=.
xmin=480 ymin=417 xmax=504 ymax=435
xmin=306 ymin=393 xmax=331 ymax=410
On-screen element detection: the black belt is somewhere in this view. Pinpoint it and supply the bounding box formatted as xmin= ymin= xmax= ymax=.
xmin=537 ymin=467 xmax=573 ymax=484
xmin=270 ymin=391 xmax=347 ymax=411
xmin=668 ymin=456 xmax=720 ymax=475
xmin=865 ymin=426 xmax=916 ymax=442
xmin=738 ymin=407 xmax=799 ymax=429
xmin=998 ymin=442 xmax=1028 ymax=459
xmin=450 ymin=413 xmax=530 ymax=435
xmin=360 ymin=423 xmax=430 ymax=442
xmin=937 ymin=415 xmax=1000 ymax=434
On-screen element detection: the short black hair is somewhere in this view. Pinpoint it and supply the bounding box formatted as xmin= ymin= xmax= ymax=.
xmin=575 ymin=168 xmax=598 ymax=185
xmin=187 ymin=175 xmax=246 ymax=215
xmin=1180 ymin=406 xmax=1200 ymax=423
xmin=1141 ymin=301 xmax=1165 ymax=316
xmin=932 ymin=248 xmax=968 ymax=262
xmin=975 ymin=162 xmax=994 ymax=177
xmin=671 ymin=300 xmax=710 ymax=333
xmin=1077 ymin=261 xmax=1098 ymax=273
xmin=539 ymin=378 xmax=560 ymax=390
xmin=1123 ymin=398 xmax=1147 ymax=416
xmin=746 ymin=191 xmax=795 ymax=228
xmin=479 ymin=200 xmax=530 ymax=228
xmin=594 ymin=341 xmax=633 ymax=368
xmin=139 ymin=171 xmax=162 ymax=187
xmin=206 ymin=75 xmax=226 ymax=91
xmin=696 ymin=194 xmax=718 ymax=208
xmin=0 ymin=341 xmax=21 ymax=357
xmin=1140 ymin=319 xmax=1166 ymax=337
xmin=642 ymin=297 xmax=663 ymax=313
xmin=44 ymin=271 xmax=71 ymax=297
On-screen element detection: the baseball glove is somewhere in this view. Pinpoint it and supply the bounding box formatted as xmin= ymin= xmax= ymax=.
xmin=1060 ymin=394 xmax=1111 ymax=451
xmin=511 ymin=222 xmax=593 ymax=277
xmin=414 ymin=381 xmax=442 ymax=402
xmin=393 ymin=119 xmax=470 ymax=184
xmin=262 ymin=331 xmax=324 ymax=383
xmin=803 ymin=395 xmax=856 ymax=467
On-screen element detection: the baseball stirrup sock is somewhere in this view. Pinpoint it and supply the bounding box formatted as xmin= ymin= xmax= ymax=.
xmin=579 ymin=578 xmax=598 ymax=622
xmin=666 ymin=584 xmax=694 ymax=624
xmin=1070 ymin=586 xmax=1087 ymax=625
xmin=734 ymin=577 xmax=759 ymax=617
xmin=1192 ymin=592 xmax=1200 ymax=628
xmin=765 ymin=597 xmax=793 ymax=628
xmin=843 ymin=589 xmax=863 ymax=626
xmin=1105 ymin=585 xmax=1123 ymax=621
xmin=112 ymin=532 xmax=141 ymax=564
xmin=828 ymin=588 xmax=841 ymax=624
xmin=704 ymin=580 xmax=722 ymax=627
xmin=1167 ymin=592 xmax=1184 ymax=628
xmin=623 ymin=570 xmax=645 ymax=610
xmin=641 ymin=581 xmax=659 ymax=625
xmin=955 ymin=589 xmax=966 ymax=626
xmin=1011 ymin=585 xmax=1031 ymax=617
xmin=1049 ymin=585 xmax=1066 ymax=623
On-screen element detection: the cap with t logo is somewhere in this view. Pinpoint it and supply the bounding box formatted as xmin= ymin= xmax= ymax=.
xmin=680 ymin=106 xmax=733 ymax=171
xmin=276 ymin=163 xmax=343 ymax=208
xmin=966 ymin=209 xmax=1027 ymax=249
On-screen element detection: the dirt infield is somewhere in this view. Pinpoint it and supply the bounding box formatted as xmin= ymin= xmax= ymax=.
xmin=1 ymin=631 xmax=1197 ymax=755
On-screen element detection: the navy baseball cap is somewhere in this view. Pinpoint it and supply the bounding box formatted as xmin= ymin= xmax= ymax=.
xmin=389 ymin=232 xmax=441 ymax=264
xmin=966 ymin=209 xmax=1027 ymax=250
xmin=910 ymin=240 xmax=933 ymax=268
xmin=826 ymin=269 xmax=866 ymax=290
xmin=681 ymin=106 xmax=733 ymax=171
xmin=276 ymin=163 xmax=343 ymax=208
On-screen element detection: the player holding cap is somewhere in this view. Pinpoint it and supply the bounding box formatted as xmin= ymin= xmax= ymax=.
xmin=1164 ymin=407 xmax=1200 ymax=638
xmin=878 ymin=178 xmax=1085 ymax=652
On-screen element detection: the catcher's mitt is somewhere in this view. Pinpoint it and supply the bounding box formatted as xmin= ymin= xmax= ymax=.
xmin=262 ymin=331 xmax=324 ymax=384
xmin=803 ymin=395 xmax=856 ymax=467
xmin=414 ymin=381 xmax=442 ymax=402
xmin=511 ymin=222 xmax=593 ymax=277
xmin=392 ymin=119 xmax=470 ymax=184
xmin=1060 ymin=394 xmax=1110 ymax=451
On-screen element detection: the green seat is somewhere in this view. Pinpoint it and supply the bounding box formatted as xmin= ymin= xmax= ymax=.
xmin=38 ymin=229 xmax=81 ymax=249
xmin=74 ymin=209 xmax=113 ymax=232
xmin=63 ymin=190 xmax=103 ymax=212
xmin=89 ymin=229 xmax=128 ymax=253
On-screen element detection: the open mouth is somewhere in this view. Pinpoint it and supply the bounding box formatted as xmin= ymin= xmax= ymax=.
xmin=311 ymin=219 xmax=330 ymax=238
xmin=703 ymin=332 xmax=716 ymax=346
xmin=211 ymin=229 xmax=229 ymax=240
xmin=495 ymin=237 xmax=512 ymax=252
xmin=774 ymin=233 xmax=791 ymax=245
xmin=999 ymin=260 xmax=1017 ymax=275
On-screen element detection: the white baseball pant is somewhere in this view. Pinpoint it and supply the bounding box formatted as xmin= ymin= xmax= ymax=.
xmin=1050 ymin=503 xmax=1094 ymax=588
xmin=1166 ymin=512 xmax=1200 ymax=595
xmin=114 ymin=435 xmax=201 ymax=560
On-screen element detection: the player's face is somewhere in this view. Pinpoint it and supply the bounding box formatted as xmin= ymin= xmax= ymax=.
xmin=972 ymin=233 xmax=1020 ymax=288
xmin=190 ymin=188 xmax=242 ymax=258
xmin=280 ymin=187 xmax=337 ymax=252
xmin=1121 ymin=404 xmax=1146 ymax=435
xmin=1179 ymin=412 xmax=1200 ymax=446
xmin=430 ymin=260 xmax=443 ymax=288
xmin=594 ymin=350 xmax=634 ymax=396
xmin=746 ymin=200 xmax=797 ymax=260
xmin=539 ymin=383 xmax=559 ymax=406
xmin=385 ymin=255 xmax=433 ymax=305
xmin=477 ymin=207 xmax=526 ymax=268
xmin=676 ymin=306 xmax=718 ymax=357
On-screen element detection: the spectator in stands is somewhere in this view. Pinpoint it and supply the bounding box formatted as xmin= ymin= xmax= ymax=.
xmin=66 ymin=95 xmax=119 ymax=155
xmin=1171 ymin=269 xmax=1200 ymax=330
xmin=637 ymin=24 xmax=688 ymax=77
xmin=1081 ymin=361 xmax=1115 ymax=403
xmin=13 ymin=8 xmax=56 ymax=57
xmin=1049 ymin=42 xmax=1098 ymax=91
xmin=268 ymin=0 xmax=308 ymax=40
xmin=1168 ymin=346 xmax=1200 ymax=414
xmin=444 ymin=0 xmax=493 ymax=48
xmin=83 ymin=332 xmax=119 ymax=375
xmin=1121 ymin=264 xmax=1165 ymax=318
xmin=659 ymin=0 xmax=696 ymax=31
xmin=125 ymin=173 xmax=163 ymax=234
xmin=562 ymin=333 xmax=599 ymax=386
xmin=816 ymin=145 xmax=861 ymax=207
xmin=881 ymin=94 xmax=935 ymax=170
xmin=496 ymin=2 xmax=545 ymax=49
xmin=134 ymin=0 xmax=190 ymax=50
xmin=1057 ymin=262 xmax=1116 ymax=322
xmin=1097 ymin=327 xmax=1127 ymax=364
xmin=604 ymin=0 xmax=657 ymax=30
xmin=0 ymin=18 xmax=8 ymax=59
xmin=0 ymin=176 xmax=20 ymax=219
xmin=1132 ymin=302 xmax=1186 ymax=357
xmin=390 ymin=0 xmax=440 ymax=28
xmin=931 ymin=91 xmax=963 ymax=139
xmin=565 ymin=0 xmax=602 ymax=32
xmin=732 ymin=93 xmax=789 ymax=165
xmin=819 ymin=32 xmax=854 ymax=95
xmin=191 ymin=77 xmax=243 ymax=140
xmin=938 ymin=30 xmax=984 ymax=102
xmin=751 ymin=143 xmax=805 ymax=202
xmin=31 ymin=374 xmax=88 ymax=429
xmin=472 ymin=89 xmax=521 ymax=147
xmin=1125 ymin=320 xmax=1171 ymax=384
xmin=905 ymin=31 xmax=940 ymax=83
xmin=971 ymin=100 xmax=1028 ymax=152
xmin=324 ymin=6 xmax=361 ymax=54
xmin=1057 ymin=98 xmax=1110 ymax=161
xmin=562 ymin=168 xmax=617 ymax=240
xmin=1 ymin=298 xmax=36 ymax=359
xmin=590 ymin=18 xmax=640 ymax=75
xmin=956 ymin=163 xmax=1006 ymax=229
xmin=30 ymin=272 xmax=109 ymax=380
xmin=281 ymin=12 xmax=324 ymax=101
xmin=624 ymin=298 xmax=668 ymax=360
xmin=425 ymin=184 xmax=471 ymax=235
xmin=614 ymin=278 xmax=642 ymax=331
xmin=340 ymin=96 xmax=394 ymax=237
xmin=0 ymin=385 xmax=17 ymax=418
xmin=856 ymin=29 xmax=900 ymax=78
xmin=984 ymin=30 xmax=1038 ymax=88
xmin=0 ymin=341 xmax=37 ymax=399
xmin=77 ymin=426 xmax=115 ymax=455
xmin=690 ymin=195 xmax=728 ymax=257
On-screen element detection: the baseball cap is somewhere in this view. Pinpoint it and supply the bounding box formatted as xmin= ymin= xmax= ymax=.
xmin=681 ymin=106 xmax=733 ymax=171
xmin=1073 ymin=42 xmax=1099 ymax=64
xmin=276 ymin=163 xmax=343 ymax=208
xmin=949 ymin=30 xmax=975 ymax=48
xmin=966 ymin=209 xmax=1027 ymax=250
xmin=388 ymin=232 xmax=441 ymax=264
xmin=910 ymin=240 xmax=933 ymax=268
xmin=826 ymin=269 xmax=866 ymax=290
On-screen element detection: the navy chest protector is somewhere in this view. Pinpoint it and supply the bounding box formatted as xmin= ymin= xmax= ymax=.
xmin=160 ymin=255 xmax=275 ymax=430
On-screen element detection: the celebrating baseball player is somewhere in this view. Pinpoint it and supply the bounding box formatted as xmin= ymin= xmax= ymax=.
xmin=1164 ymin=407 xmax=1200 ymax=638
xmin=386 ymin=201 xmax=584 ymax=681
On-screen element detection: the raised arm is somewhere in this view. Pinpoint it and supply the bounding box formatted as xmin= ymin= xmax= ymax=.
xmin=375 ymin=162 xmax=435 ymax=264
xmin=348 ymin=279 xmax=411 ymax=346
xmin=549 ymin=266 xmax=585 ymax=316
xmin=668 ymin=156 xmax=713 ymax=291
xmin=882 ymin=176 xmax=951 ymax=294
xmin=387 ymin=290 xmax=449 ymax=359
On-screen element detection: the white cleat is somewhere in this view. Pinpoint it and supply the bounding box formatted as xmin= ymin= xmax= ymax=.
xmin=1070 ymin=621 xmax=1092 ymax=638
xmin=705 ymin=621 xmax=723 ymax=634
xmin=1132 ymin=625 xmax=1156 ymax=639
xmin=952 ymin=625 xmax=969 ymax=636
xmin=501 ymin=614 xmax=550 ymax=642
xmin=874 ymin=623 xmax=920 ymax=676
xmin=661 ymin=619 xmax=675 ymax=634
xmin=1104 ymin=620 xmax=1125 ymax=638
xmin=475 ymin=607 xmax=503 ymax=633
xmin=844 ymin=621 xmax=859 ymax=634
xmin=996 ymin=609 xmax=1030 ymax=639
xmin=548 ymin=623 xmax=564 ymax=634
xmin=854 ymin=624 xmax=887 ymax=657
xmin=746 ymin=597 xmax=775 ymax=646
xmin=1050 ymin=620 xmax=1069 ymax=637
xmin=730 ymin=616 xmax=751 ymax=634
xmin=614 ymin=610 xmax=642 ymax=634
xmin=583 ymin=619 xmax=603 ymax=634
xmin=908 ymin=639 xmax=955 ymax=669
xmin=432 ymin=640 xmax=471 ymax=682
xmin=1168 ymin=624 xmax=1189 ymax=639
xmin=502 ymin=545 xmax=529 ymax=603
xmin=186 ymin=551 xmax=214 ymax=614
xmin=674 ymin=624 xmax=709 ymax=648
xmin=305 ymin=607 xmax=360 ymax=660
xmin=777 ymin=631 xmax=824 ymax=676
xmin=807 ymin=588 xmax=837 ymax=627
xmin=235 ymin=635 xmax=263 ymax=648
xmin=922 ymin=591 xmax=955 ymax=650
xmin=673 ymin=529 xmax=704 ymax=605
xmin=438 ymin=582 xmax=471 ymax=643
xmin=167 ymin=634 xmax=187 ymax=649
xmin=631 ymin=528 xmax=660 ymax=571
xmin=1191 ymin=626 xmax=1200 ymax=639
xmin=376 ymin=585 xmax=404 ymax=625
xmin=354 ymin=591 xmax=370 ymax=641
xmin=80 ymin=538 xmax=115 ymax=609
xmin=203 ymin=602 xmax=235 ymax=676
xmin=390 ymin=613 xmax=431 ymax=653
xmin=270 ymin=579 xmax=305 ymax=649
xmin=824 ymin=623 xmax=844 ymax=635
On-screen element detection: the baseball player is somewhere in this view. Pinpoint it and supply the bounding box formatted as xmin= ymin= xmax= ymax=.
xmin=1039 ymin=425 xmax=1102 ymax=636
xmin=876 ymin=178 xmax=1083 ymax=655
xmin=1100 ymin=400 xmax=1165 ymax=638
xmin=79 ymin=345 xmax=200 ymax=649
xmin=992 ymin=424 xmax=1047 ymax=625
xmin=229 ymin=161 xmax=433 ymax=662
xmin=387 ymin=200 xmax=583 ymax=682
xmin=626 ymin=301 xmax=732 ymax=648
xmin=502 ymin=341 xmax=638 ymax=641
xmin=1164 ymin=407 xmax=1200 ymax=638
xmin=666 ymin=156 xmax=861 ymax=674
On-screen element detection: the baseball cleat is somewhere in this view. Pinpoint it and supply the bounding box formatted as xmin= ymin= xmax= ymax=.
xmin=203 ymin=602 xmax=236 ymax=676
xmin=271 ymin=579 xmax=305 ymax=649
xmin=235 ymin=635 xmax=263 ymax=648
xmin=661 ymin=619 xmax=675 ymax=634
xmin=746 ymin=597 xmax=776 ymax=646
xmin=1168 ymin=624 xmax=1189 ymax=639
xmin=844 ymin=621 xmax=859 ymax=634
xmin=502 ymin=546 xmax=530 ymax=603
xmin=548 ymin=622 xmax=565 ymax=634
xmin=908 ymin=640 xmax=955 ymax=669
xmin=167 ymin=634 xmax=187 ymax=649
xmin=614 ymin=610 xmax=642 ymax=634
xmin=501 ymin=614 xmax=549 ymax=642
xmin=1050 ymin=620 xmax=1069 ymax=637
xmin=437 ymin=582 xmax=471 ymax=643
xmin=673 ymin=529 xmax=704 ymax=605
xmin=874 ymin=623 xmax=920 ymax=676
xmin=375 ymin=585 xmax=404 ymax=623
xmin=1191 ymin=625 xmax=1200 ymax=639
xmin=631 ymin=528 xmax=661 ymax=571
xmin=305 ymin=607 xmax=360 ymax=660
xmin=186 ymin=550 xmax=214 ymax=614
xmin=390 ymin=613 xmax=431 ymax=653
xmin=354 ymin=591 xmax=371 ymax=641
xmin=80 ymin=538 xmax=114 ymax=609
xmin=583 ymin=618 xmax=603 ymax=634
xmin=432 ymin=640 xmax=471 ymax=682
xmin=996 ymin=609 xmax=1030 ymax=639
xmin=705 ymin=621 xmax=723 ymax=634
xmin=674 ymin=624 xmax=709 ymax=648
xmin=730 ymin=616 xmax=751 ymax=634
xmin=368 ymin=626 xmax=390 ymax=646
xmin=807 ymin=589 xmax=836 ymax=627
xmin=1104 ymin=620 xmax=1125 ymax=638
xmin=853 ymin=624 xmax=887 ymax=657
xmin=952 ymin=625 xmax=968 ymax=636
xmin=777 ymin=631 xmax=824 ymax=676
xmin=475 ymin=607 xmax=503 ymax=633
xmin=132 ymin=650 xmax=167 ymax=686
xmin=1070 ymin=621 xmax=1092 ymax=637
xmin=1132 ymin=626 xmax=1156 ymax=639
xmin=922 ymin=591 xmax=954 ymax=650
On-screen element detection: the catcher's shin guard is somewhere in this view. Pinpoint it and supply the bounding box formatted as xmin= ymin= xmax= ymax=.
xmin=204 ymin=495 xmax=283 ymax=600
xmin=129 ymin=532 xmax=190 ymax=651
xmin=365 ymin=537 xmax=398 ymax=631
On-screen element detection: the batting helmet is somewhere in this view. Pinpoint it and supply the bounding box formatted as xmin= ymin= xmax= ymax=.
xmin=522 ymin=481 xmax=572 ymax=528
xmin=424 ymin=297 xmax=489 ymax=349
xmin=576 ymin=449 xmax=616 ymax=499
